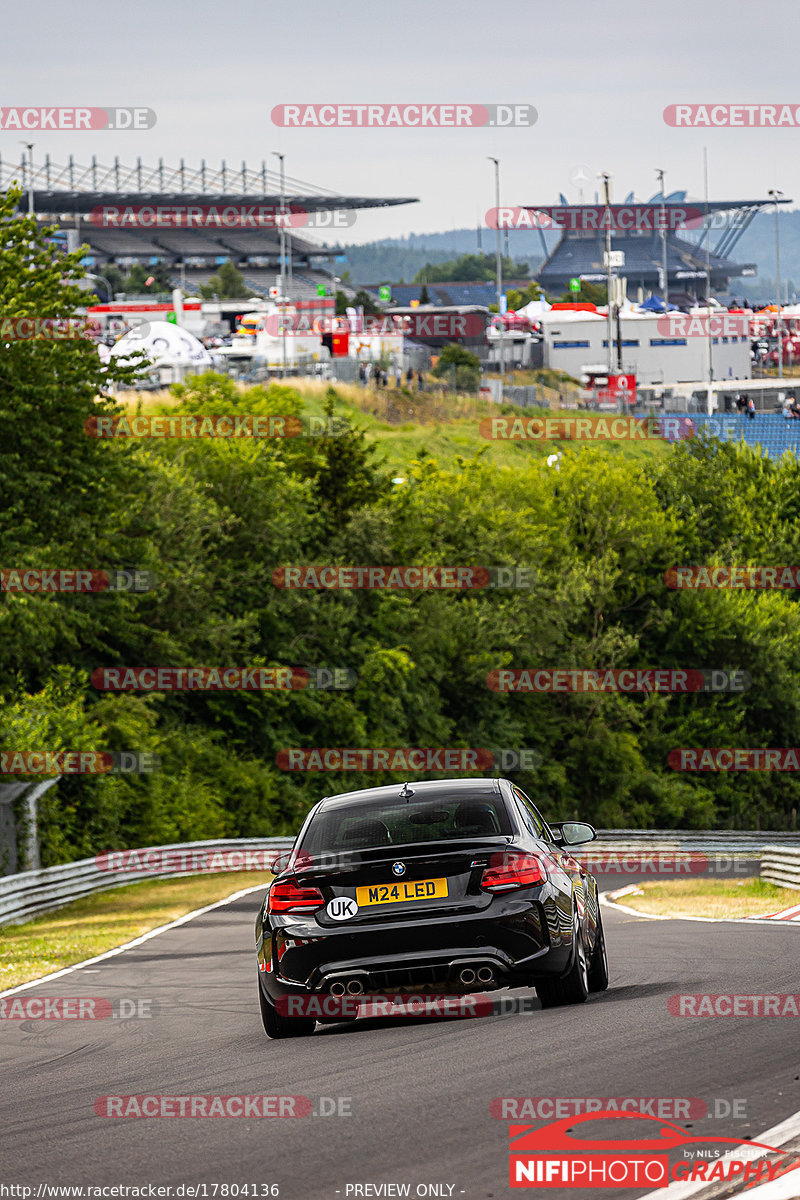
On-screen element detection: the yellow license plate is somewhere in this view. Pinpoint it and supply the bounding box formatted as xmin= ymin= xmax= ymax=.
xmin=356 ymin=877 xmax=448 ymax=907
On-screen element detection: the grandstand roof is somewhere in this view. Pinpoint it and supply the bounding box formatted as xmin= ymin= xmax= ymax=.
xmin=0 ymin=155 xmax=417 ymax=215
xmin=526 ymin=194 xmax=791 ymax=295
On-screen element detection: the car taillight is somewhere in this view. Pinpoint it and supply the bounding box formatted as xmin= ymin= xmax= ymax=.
xmin=267 ymin=880 xmax=325 ymax=913
xmin=480 ymin=852 xmax=547 ymax=892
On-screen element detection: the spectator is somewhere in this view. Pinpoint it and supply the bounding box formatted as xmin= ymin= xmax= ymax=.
xmin=417 ymin=370 xmax=424 ymax=392
xmin=406 ymin=367 xmax=414 ymax=386
xmin=747 ymin=396 xmax=756 ymax=420
xmin=395 ymin=365 xmax=403 ymax=387
xmin=382 ymin=369 xmax=389 ymax=387
xmin=358 ymin=362 xmax=366 ymax=386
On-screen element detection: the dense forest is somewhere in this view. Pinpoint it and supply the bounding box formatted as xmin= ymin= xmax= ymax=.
xmin=3 ymin=191 xmax=800 ymax=866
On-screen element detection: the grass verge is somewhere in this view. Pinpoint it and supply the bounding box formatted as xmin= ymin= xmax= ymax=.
xmin=0 ymin=872 xmax=271 ymax=990
xmin=113 ymin=380 xmax=670 ymax=473
xmin=606 ymin=877 xmax=800 ymax=920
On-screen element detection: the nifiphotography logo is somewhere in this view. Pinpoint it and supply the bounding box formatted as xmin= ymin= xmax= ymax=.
xmin=507 ymin=1110 xmax=792 ymax=1188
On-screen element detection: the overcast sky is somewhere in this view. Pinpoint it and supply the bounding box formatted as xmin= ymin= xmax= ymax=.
xmin=2 ymin=0 xmax=797 ymax=246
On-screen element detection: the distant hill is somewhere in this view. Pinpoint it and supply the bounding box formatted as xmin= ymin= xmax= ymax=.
xmin=326 ymin=228 xmax=554 ymax=286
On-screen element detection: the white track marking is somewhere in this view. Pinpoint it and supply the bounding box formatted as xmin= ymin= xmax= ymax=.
xmin=636 ymin=1107 xmax=800 ymax=1199
xmin=0 ymin=883 xmax=268 ymax=998
xmin=601 ymin=893 xmax=800 ymax=927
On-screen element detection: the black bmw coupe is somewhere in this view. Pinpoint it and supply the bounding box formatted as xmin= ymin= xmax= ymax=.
xmin=255 ymin=776 xmax=608 ymax=1038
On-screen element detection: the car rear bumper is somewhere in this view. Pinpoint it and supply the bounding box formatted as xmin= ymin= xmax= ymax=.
xmin=257 ymin=894 xmax=574 ymax=1000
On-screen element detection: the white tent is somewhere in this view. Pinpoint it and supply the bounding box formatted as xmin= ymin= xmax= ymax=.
xmin=110 ymin=321 xmax=212 ymax=369
xmin=515 ymin=299 xmax=552 ymax=319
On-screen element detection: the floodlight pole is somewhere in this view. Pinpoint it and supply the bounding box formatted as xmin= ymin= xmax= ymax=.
xmin=703 ymin=147 xmax=714 ymax=414
xmin=601 ymin=173 xmax=613 ymax=377
xmin=769 ymin=189 xmax=784 ymax=379
xmin=21 ymin=142 xmax=35 ymax=216
xmin=489 ymin=157 xmax=503 ymax=382
xmin=273 ymin=152 xmax=287 ymax=377
xmin=656 ymin=168 xmax=668 ymax=308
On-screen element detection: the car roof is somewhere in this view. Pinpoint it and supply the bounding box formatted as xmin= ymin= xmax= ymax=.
xmin=316 ymin=776 xmax=505 ymax=812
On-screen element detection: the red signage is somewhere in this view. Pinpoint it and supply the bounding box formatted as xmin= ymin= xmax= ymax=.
xmin=595 ymin=374 xmax=636 ymax=405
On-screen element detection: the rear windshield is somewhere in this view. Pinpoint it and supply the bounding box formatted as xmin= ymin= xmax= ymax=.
xmin=298 ymin=793 xmax=513 ymax=854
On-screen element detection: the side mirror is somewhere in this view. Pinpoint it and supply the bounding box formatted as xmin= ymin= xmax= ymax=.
xmin=269 ymin=850 xmax=292 ymax=874
xmin=551 ymin=821 xmax=596 ymax=847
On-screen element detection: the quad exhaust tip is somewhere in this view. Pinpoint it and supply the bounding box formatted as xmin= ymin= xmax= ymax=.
xmin=458 ymin=965 xmax=495 ymax=986
xmin=328 ymin=978 xmax=365 ymax=996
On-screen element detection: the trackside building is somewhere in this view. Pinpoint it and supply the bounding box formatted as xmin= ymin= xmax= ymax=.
xmin=541 ymin=310 xmax=751 ymax=385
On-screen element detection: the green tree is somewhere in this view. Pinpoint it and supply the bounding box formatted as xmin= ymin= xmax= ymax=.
xmin=505 ymin=281 xmax=543 ymax=310
xmin=553 ymin=279 xmax=607 ymax=305
xmin=289 ymin=388 xmax=392 ymax=534
xmin=413 ymin=253 xmax=528 ymax=284
xmin=198 ymin=261 xmax=249 ymax=299
xmin=0 ymin=189 xmax=142 ymax=557
xmin=353 ymin=289 xmax=383 ymax=316
xmin=431 ymin=344 xmax=481 ymax=391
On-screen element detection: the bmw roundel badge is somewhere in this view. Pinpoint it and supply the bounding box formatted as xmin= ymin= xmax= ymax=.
xmin=392 ymin=861 xmax=405 ymax=876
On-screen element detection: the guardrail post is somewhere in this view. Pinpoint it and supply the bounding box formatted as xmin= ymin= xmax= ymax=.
xmin=0 ymin=779 xmax=58 ymax=875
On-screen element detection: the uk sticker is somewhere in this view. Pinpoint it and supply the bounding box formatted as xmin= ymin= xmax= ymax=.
xmin=327 ymin=897 xmax=358 ymax=921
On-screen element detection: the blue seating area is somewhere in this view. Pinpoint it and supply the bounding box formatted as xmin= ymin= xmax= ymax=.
xmin=660 ymin=412 xmax=800 ymax=460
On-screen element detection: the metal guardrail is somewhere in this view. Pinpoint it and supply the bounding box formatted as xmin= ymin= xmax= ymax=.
xmin=1 ymin=830 xmax=798 ymax=927
xmin=760 ymin=846 xmax=800 ymax=890
xmin=0 ymin=837 xmax=294 ymax=927
xmin=592 ymin=829 xmax=799 ymax=856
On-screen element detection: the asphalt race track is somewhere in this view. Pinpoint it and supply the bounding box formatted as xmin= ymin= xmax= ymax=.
xmin=1 ymin=882 xmax=799 ymax=1200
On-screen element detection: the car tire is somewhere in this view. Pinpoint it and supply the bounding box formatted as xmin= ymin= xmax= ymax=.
xmin=536 ymin=911 xmax=590 ymax=1008
xmin=587 ymin=907 xmax=609 ymax=993
xmin=258 ymin=980 xmax=316 ymax=1039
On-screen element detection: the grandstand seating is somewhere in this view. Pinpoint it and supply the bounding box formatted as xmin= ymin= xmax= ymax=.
xmin=660 ymin=412 xmax=800 ymax=460
xmin=364 ymin=281 xmax=532 ymax=307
